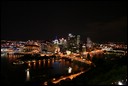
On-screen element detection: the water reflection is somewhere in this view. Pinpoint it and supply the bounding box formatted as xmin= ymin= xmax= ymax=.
xmin=48 ymin=59 xmax=50 ymax=67
xmin=68 ymin=67 xmax=72 ymax=73
xmin=10 ymin=56 xmax=88 ymax=75
xmin=3 ymin=56 xmax=90 ymax=85
xmin=74 ymin=65 xmax=79 ymax=71
xmin=28 ymin=61 xmax=31 ymax=67
xmin=43 ymin=59 xmax=45 ymax=66
xmin=38 ymin=60 xmax=41 ymax=69
xmin=26 ymin=68 xmax=30 ymax=81
xmin=33 ymin=62 xmax=36 ymax=69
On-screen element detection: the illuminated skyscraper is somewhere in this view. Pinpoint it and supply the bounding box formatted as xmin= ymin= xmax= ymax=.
xmin=86 ymin=37 xmax=92 ymax=48
xmin=77 ymin=35 xmax=80 ymax=45
xmin=86 ymin=37 xmax=92 ymax=52
xmin=76 ymin=35 xmax=80 ymax=49
xmin=67 ymin=33 xmax=78 ymax=53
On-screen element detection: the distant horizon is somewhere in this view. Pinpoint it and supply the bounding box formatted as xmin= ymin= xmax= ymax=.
xmin=1 ymin=38 xmax=127 ymax=44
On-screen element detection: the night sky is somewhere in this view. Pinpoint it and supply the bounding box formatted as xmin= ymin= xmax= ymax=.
xmin=1 ymin=1 xmax=127 ymax=42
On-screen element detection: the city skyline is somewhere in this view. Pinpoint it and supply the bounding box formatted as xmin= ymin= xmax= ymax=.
xmin=1 ymin=1 xmax=127 ymax=42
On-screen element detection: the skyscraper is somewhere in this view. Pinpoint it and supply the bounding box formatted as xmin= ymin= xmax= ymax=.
xmin=77 ymin=35 xmax=80 ymax=45
xmin=67 ymin=33 xmax=79 ymax=53
xmin=86 ymin=37 xmax=92 ymax=52
xmin=76 ymin=35 xmax=80 ymax=53
xmin=86 ymin=37 xmax=92 ymax=48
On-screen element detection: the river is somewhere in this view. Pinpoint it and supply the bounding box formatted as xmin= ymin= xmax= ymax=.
xmin=1 ymin=55 xmax=91 ymax=86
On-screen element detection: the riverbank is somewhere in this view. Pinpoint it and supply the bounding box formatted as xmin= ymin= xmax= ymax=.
xmin=57 ymin=55 xmax=127 ymax=85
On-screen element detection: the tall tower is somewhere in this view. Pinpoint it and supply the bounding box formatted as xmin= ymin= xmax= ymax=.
xmin=67 ymin=33 xmax=77 ymax=52
xmin=86 ymin=37 xmax=92 ymax=48
xmin=76 ymin=35 xmax=80 ymax=46
xmin=76 ymin=35 xmax=80 ymax=53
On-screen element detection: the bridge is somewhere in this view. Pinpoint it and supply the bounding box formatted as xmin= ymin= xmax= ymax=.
xmin=104 ymin=50 xmax=126 ymax=55
xmin=59 ymin=55 xmax=92 ymax=65
xmin=50 ymin=67 xmax=91 ymax=84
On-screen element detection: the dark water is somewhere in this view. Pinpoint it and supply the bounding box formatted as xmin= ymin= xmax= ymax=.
xmin=1 ymin=56 xmax=90 ymax=86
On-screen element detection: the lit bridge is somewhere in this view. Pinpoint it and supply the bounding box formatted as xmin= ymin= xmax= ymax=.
xmin=51 ymin=68 xmax=91 ymax=84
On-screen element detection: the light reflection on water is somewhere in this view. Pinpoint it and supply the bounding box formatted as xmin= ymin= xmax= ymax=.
xmin=2 ymin=56 xmax=90 ymax=85
xmin=24 ymin=58 xmax=87 ymax=81
xmin=38 ymin=60 xmax=41 ymax=68
xmin=26 ymin=68 xmax=30 ymax=81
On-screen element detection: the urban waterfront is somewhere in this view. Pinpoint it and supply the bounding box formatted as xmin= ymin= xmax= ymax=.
xmin=1 ymin=34 xmax=127 ymax=85
xmin=1 ymin=1 xmax=127 ymax=85
xmin=1 ymin=55 xmax=90 ymax=86
xmin=1 ymin=52 xmax=127 ymax=85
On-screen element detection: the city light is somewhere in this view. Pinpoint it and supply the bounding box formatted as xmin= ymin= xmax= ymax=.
xmin=44 ymin=81 xmax=48 ymax=85
xmin=68 ymin=67 xmax=72 ymax=73
xmin=66 ymin=50 xmax=71 ymax=55
xmin=118 ymin=81 xmax=123 ymax=85
xmin=1 ymin=35 xmax=127 ymax=85
xmin=26 ymin=68 xmax=30 ymax=81
xmin=1 ymin=1 xmax=127 ymax=86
